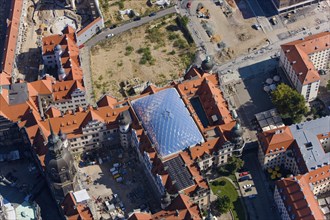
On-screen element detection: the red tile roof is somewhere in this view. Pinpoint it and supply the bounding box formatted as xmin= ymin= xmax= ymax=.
xmin=276 ymin=165 xmax=330 ymax=220
xmin=61 ymin=192 xmax=93 ymax=220
xmin=40 ymin=105 xmax=129 ymax=139
xmin=77 ymin=17 xmax=102 ymax=36
xmin=42 ymin=26 xmax=83 ymax=81
xmin=129 ymin=194 xmax=202 ymax=220
xmin=52 ymin=80 xmax=84 ymax=101
xmin=97 ymin=94 xmax=118 ymax=108
xmin=257 ymin=126 xmax=294 ymax=154
xmin=180 ymin=151 xmax=209 ymax=195
xmin=0 ymin=72 xmax=11 ymax=85
xmin=281 ymin=32 xmax=329 ymax=85
xmin=1 ymin=0 xmax=23 ymax=75
xmin=176 ymin=74 xmax=233 ymax=132
xmin=28 ymin=79 xmax=53 ymax=96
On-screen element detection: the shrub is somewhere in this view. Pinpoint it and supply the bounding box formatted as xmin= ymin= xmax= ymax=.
xmin=125 ymin=46 xmax=134 ymax=56
xmin=168 ymin=32 xmax=179 ymax=40
xmin=173 ymin=38 xmax=188 ymax=49
xmin=117 ymin=0 xmax=124 ymax=9
xmin=219 ymin=180 xmax=226 ymax=186
xmin=137 ymin=47 xmax=154 ymax=65
xmin=212 ymin=181 xmax=219 ymax=186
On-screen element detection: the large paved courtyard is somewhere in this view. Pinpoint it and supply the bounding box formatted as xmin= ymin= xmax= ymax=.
xmin=78 ymin=148 xmax=159 ymax=219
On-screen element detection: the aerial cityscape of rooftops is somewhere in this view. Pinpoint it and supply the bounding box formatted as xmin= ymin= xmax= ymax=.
xmin=0 ymin=0 xmax=329 ymax=219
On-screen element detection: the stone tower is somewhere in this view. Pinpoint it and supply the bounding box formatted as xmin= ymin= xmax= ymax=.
xmin=118 ymin=110 xmax=132 ymax=148
xmin=44 ymin=122 xmax=78 ymax=202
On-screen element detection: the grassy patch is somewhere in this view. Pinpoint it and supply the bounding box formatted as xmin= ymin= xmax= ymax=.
xmin=137 ymin=47 xmax=155 ymax=65
xmin=211 ymin=178 xmax=245 ymax=220
xmin=125 ymin=46 xmax=134 ymax=56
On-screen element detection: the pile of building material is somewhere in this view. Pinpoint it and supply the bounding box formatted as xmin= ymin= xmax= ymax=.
xmin=196 ymin=3 xmax=210 ymax=19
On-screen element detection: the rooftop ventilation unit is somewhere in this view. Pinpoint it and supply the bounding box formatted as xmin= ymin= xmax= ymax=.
xmin=304 ymin=142 xmax=313 ymax=150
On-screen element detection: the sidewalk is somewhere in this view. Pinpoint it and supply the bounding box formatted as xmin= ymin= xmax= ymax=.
xmin=80 ymin=47 xmax=95 ymax=105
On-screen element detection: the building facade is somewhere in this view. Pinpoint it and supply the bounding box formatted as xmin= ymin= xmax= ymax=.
xmin=76 ymin=17 xmax=104 ymax=46
xmin=271 ymin=0 xmax=322 ymax=13
xmin=53 ymin=87 xmax=87 ymax=113
xmin=279 ymin=32 xmax=329 ymax=102
xmin=274 ymin=165 xmax=329 ymax=220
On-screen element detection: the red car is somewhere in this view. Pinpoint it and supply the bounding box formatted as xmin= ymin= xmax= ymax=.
xmin=187 ymin=2 xmax=191 ymax=8
xmin=239 ymin=171 xmax=249 ymax=177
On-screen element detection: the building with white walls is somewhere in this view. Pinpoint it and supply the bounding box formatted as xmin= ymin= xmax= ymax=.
xmin=279 ymin=32 xmax=329 ymax=102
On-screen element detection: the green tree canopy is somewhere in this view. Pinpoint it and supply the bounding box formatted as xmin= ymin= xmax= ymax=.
xmin=271 ymin=83 xmax=307 ymax=123
xmin=225 ymin=156 xmax=244 ymax=174
xmin=217 ymin=195 xmax=231 ymax=214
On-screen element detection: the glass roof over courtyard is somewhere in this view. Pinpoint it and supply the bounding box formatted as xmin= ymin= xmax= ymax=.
xmin=131 ymin=88 xmax=204 ymax=157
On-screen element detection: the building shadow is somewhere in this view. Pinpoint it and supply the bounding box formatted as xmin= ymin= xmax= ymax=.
xmin=15 ymin=48 xmax=42 ymax=82
xmin=235 ymin=59 xmax=278 ymax=127
xmin=234 ymin=0 xmax=255 ymax=19
xmin=234 ymin=0 xmax=277 ymax=19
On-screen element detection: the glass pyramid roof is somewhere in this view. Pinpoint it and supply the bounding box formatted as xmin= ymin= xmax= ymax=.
xmin=131 ymin=88 xmax=204 ymax=157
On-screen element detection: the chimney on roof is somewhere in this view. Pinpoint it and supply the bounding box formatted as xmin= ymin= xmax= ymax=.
xmin=275 ymin=129 xmax=283 ymax=134
xmin=172 ymin=180 xmax=177 ymax=185
xmin=286 ymin=49 xmax=290 ymax=53
xmin=291 ymin=61 xmax=296 ymax=64
xmin=61 ymin=111 xmax=64 ymax=117
xmin=175 ymin=210 xmax=179 ymax=216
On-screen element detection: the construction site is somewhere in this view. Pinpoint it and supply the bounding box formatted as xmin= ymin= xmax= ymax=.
xmin=186 ymin=0 xmax=268 ymax=63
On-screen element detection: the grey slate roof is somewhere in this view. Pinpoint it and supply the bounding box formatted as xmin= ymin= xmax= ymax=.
xmin=290 ymin=116 xmax=330 ymax=171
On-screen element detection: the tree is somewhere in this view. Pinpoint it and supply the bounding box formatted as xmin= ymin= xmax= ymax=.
xmin=216 ymin=195 xmax=231 ymax=214
xmin=271 ymin=83 xmax=307 ymax=123
xmin=226 ymin=156 xmax=244 ymax=174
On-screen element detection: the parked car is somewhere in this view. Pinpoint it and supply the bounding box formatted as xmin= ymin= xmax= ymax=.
xmin=110 ymin=167 xmax=117 ymax=173
xmin=149 ymin=12 xmax=157 ymax=17
xmin=114 ymin=174 xmax=121 ymax=179
xmin=113 ymin=194 xmax=120 ymax=203
xmin=245 ymin=188 xmax=252 ymax=192
xmin=112 ymin=170 xmax=119 ymax=176
xmin=106 ymin=33 xmax=114 ymax=38
xmin=116 ymin=177 xmax=123 ymax=183
xmin=239 ymin=171 xmax=249 ymax=177
xmin=243 ymin=184 xmax=252 ymax=189
xmin=109 ymin=24 xmax=117 ymax=29
xmin=133 ymin=16 xmax=141 ymax=21
xmin=238 ymin=175 xmax=250 ymax=182
xmin=119 ymin=202 xmax=125 ymax=211
xmin=113 ymin=163 xmax=121 ymax=168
